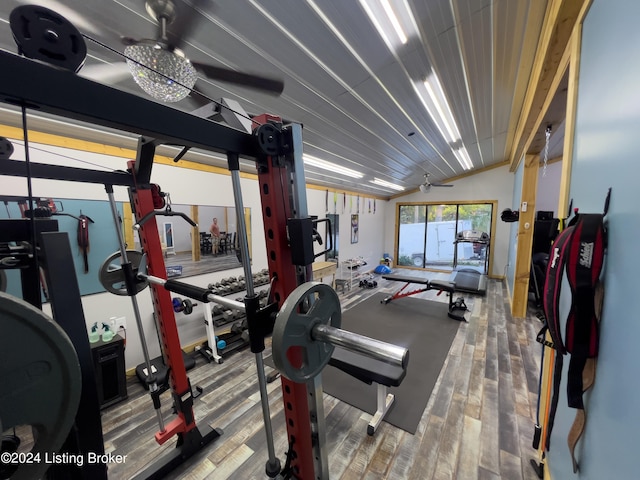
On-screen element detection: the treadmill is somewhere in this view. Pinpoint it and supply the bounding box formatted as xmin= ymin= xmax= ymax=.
xmin=450 ymin=230 xmax=490 ymax=295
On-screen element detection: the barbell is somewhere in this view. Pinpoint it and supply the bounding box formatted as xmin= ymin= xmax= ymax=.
xmin=98 ymin=251 xmax=409 ymax=383
xmin=272 ymin=282 xmax=409 ymax=383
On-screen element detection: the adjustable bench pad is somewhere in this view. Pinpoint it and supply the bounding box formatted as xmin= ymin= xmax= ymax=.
xmin=328 ymin=346 xmax=406 ymax=387
xmin=382 ymin=274 xmax=430 ymax=285
xmin=382 ymin=274 xmax=455 ymax=293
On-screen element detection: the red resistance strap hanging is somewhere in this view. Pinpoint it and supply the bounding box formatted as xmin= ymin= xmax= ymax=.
xmin=542 ymin=212 xmax=606 ymax=472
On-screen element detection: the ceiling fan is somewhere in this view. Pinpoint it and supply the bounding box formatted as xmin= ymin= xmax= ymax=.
xmin=89 ymin=0 xmax=285 ymax=102
xmin=419 ymin=173 xmax=453 ymax=193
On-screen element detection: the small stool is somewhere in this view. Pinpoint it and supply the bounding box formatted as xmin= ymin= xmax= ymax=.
xmin=335 ymin=279 xmax=350 ymax=293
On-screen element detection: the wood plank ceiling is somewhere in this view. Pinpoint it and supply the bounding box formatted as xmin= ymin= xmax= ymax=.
xmin=0 ymin=0 xmax=550 ymax=196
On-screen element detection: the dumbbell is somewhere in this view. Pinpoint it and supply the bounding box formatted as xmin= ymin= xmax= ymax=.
xmin=452 ymin=297 xmax=467 ymax=311
xmin=214 ymin=336 xmax=227 ymax=350
xmin=172 ymin=297 xmax=196 ymax=314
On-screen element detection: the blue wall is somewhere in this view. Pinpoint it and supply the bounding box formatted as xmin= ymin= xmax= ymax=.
xmin=506 ymin=158 xmax=524 ymax=294
xmin=548 ymin=0 xmax=640 ymax=478
xmin=1 ymin=198 xmax=123 ymax=298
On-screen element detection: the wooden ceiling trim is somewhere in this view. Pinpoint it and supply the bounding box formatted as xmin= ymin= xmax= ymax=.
xmin=508 ymin=0 xmax=587 ymax=171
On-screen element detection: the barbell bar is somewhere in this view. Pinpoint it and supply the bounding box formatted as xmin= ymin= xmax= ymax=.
xmin=99 ymin=253 xmax=409 ymax=383
xmin=139 ymin=272 xmax=246 ymax=312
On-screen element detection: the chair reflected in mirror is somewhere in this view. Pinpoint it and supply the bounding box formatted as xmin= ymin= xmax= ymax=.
xmin=218 ymin=232 xmax=227 ymax=254
xmin=200 ymin=232 xmax=212 ymax=254
xmin=217 ymin=232 xmax=235 ymax=254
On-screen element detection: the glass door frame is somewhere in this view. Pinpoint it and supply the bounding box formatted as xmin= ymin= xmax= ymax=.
xmin=394 ymin=200 xmax=497 ymax=275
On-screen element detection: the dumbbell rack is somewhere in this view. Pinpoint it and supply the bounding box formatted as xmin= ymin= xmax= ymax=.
xmin=197 ymin=270 xmax=271 ymax=361
xmin=338 ymin=257 xmax=370 ymax=290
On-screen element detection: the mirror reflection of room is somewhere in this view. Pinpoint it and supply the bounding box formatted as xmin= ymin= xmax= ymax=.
xmin=139 ymin=204 xmax=250 ymax=277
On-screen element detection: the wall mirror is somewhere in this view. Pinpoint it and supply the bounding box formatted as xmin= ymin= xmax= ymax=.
xmin=0 ymin=198 xmax=252 ymax=301
xmin=131 ymin=204 xmax=251 ymax=278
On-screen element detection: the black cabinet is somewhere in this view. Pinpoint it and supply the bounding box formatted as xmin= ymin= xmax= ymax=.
xmin=90 ymin=334 xmax=127 ymax=409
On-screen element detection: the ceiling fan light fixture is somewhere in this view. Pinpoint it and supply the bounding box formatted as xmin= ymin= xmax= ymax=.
xmin=124 ymin=43 xmax=197 ymax=103
xmin=419 ymin=183 xmax=430 ymax=193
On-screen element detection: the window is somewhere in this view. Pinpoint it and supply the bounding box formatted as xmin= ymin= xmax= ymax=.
xmin=396 ymin=202 xmax=494 ymax=272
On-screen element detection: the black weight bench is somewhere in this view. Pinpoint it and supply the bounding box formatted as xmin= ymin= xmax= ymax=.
xmin=328 ymin=346 xmax=407 ymax=435
xmin=265 ymin=347 xmax=408 ymax=435
xmin=381 ymin=274 xmax=468 ymax=322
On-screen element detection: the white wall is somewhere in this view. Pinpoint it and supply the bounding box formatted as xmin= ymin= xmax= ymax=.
xmin=385 ymin=164 xmax=515 ymax=278
xmin=536 ymin=159 xmax=562 ymax=216
xmin=0 ymin=140 xmax=386 ymax=369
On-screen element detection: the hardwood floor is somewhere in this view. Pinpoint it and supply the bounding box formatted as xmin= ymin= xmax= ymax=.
xmin=101 ymin=276 xmax=544 ymax=479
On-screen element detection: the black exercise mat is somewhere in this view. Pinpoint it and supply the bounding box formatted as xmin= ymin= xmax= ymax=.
xmin=322 ymin=293 xmax=461 ymax=434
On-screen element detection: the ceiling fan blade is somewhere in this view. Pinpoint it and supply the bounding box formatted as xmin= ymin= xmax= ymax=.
xmin=164 ymin=0 xmax=210 ymax=50
xmin=121 ymin=36 xmax=140 ymax=46
xmin=191 ymin=61 xmax=284 ymax=95
xmin=432 ymin=184 xmax=454 ymax=187
xmin=78 ymin=62 xmax=131 ymax=85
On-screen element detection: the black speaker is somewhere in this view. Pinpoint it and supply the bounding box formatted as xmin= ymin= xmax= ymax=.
xmin=91 ymin=334 xmax=127 ymax=409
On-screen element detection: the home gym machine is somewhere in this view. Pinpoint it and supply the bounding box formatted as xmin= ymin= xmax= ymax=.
xmin=0 ymin=17 xmax=409 ymax=480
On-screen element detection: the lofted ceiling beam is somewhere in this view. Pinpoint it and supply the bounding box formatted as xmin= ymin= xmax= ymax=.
xmin=508 ymin=0 xmax=590 ymax=170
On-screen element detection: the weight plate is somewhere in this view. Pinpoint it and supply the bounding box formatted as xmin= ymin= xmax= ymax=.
xmin=0 ymin=292 xmax=81 ymax=480
xmin=10 ymin=5 xmax=87 ymax=73
xmin=272 ymin=282 xmax=341 ymax=382
xmin=0 ymin=137 xmax=14 ymax=160
xmin=99 ymin=250 xmax=147 ymax=296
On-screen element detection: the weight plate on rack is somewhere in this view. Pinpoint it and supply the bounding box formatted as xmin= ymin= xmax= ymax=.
xmin=272 ymin=282 xmax=341 ymax=382
xmin=10 ymin=4 xmax=87 ymax=73
xmin=98 ymin=250 xmax=147 ymax=296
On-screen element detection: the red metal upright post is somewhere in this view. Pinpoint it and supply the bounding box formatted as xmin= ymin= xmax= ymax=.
xmin=253 ymin=115 xmax=318 ymax=479
xmin=128 ymin=177 xmax=195 ymax=442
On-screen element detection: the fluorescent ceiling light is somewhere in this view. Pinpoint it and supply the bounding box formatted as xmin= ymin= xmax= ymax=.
xmin=370 ymin=178 xmax=405 ymax=191
xmin=304 ymin=155 xmax=364 ymax=178
xmin=453 ymin=147 xmax=473 ymax=171
xmin=423 ymin=75 xmax=459 ymax=143
xmin=415 ymin=71 xmax=474 ymax=171
xmin=380 ymin=0 xmax=407 ymax=44
xmin=359 ymin=0 xmax=418 ymax=50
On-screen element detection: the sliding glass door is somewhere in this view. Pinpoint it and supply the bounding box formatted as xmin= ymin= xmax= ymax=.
xmin=397 ymin=202 xmax=493 ymax=272
xmin=455 ymin=204 xmax=493 ymax=273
